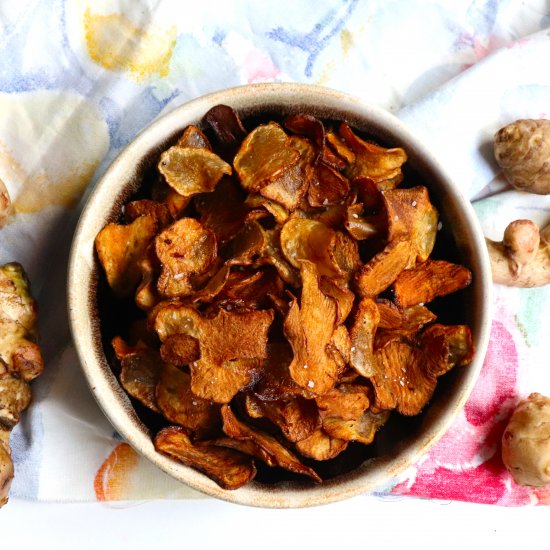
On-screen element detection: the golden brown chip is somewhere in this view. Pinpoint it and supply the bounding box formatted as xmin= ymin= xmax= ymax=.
xmin=154 ymin=426 xmax=256 ymax=490
xmin=322 ymin=409 xmax=390 ymax=445
xmin=344 ymin=204 xmax=380 ymax=241
xmin=158 ymin=146 xmax=232 ymax=197
xmin=221 ymin=405 xmax=321 ymax=482
xmin=189 ymin=265 xmax=231 ymax=305
xmin=234 ymin=122 xmax=300 ymax=192
xmin=383 ymin=186 xmax=438 ymax=265
xmin=285 ymin=261 xmax=339 ymax=395
xmin=245 ymin=394 xmax=320 ymax=443
xmin=280 ymin=218 xmax=342 ymax=278
xmin=164 ymin=188 xmax=191 ymax=219
xmin=225 ymin=219 xmax=266 ymax=266
xmin=261 ymin=228 xmax=300 ymax=287
xmin=152 ymin=303 xmax=203 ymax=341
xmin=330 ymin=230 xmax=361 ymax=277
xmin=321 ymin=145 xmax=348 ymax=171
xmin=244 ymin=194 xmax=289 ymax=224
xmin=160 ymin=334 xmax=200 ymax=366
xmin=326 ymin=130 xmax=356 ymax=165
xmin=176 ymin=125 xmax=212 ymax=150
xmin=195 ymin=178 xmax=248 ymax=244
xmin=339 ymin=122 xmax=407 ymax=188
xmin=326 ymin=324 xmax=352 ymax=368
xmin=134 ymin=244 xmax=161 ymax=311
xmin=316 ymin=384 xmax=370 ymax=421
xmin=283 ymin=114 xmax=325 ymax=150
xmin=119 ymin=347 xmax=162 ymax=412
xmin=156 ymin=364 xmax=219 ymax=431
xmin=259 ymin=136 xmax=314 ymax=211
xmin=421 ymin=324 xmax=474 ymax=377
xmin=95 ymin=214 xmax=158 ymax=297
xmin=349 ymin=298 xmax=380 ymax=378
xmin=354 ymin=239 xmax=413 ymax=299
xmin=155 ymin=218 xmax=217 ymax=298
xmin=393 ymin=259 xmax=472 ymax=308
xmin=308 ymin=163 xmax=350 ymax=207
xmin=206 ymin=437 xmax=276 ymax=466
xmin=319 ymin=277 xmax=354 ymax=324
xmin=203 ymin=104 xmax=246 ymax=147
xmin=372 ymin=341 xmax=436 ymax=415
xmin=295 ymin=429 xmax=349 ymax=461
xmin=112 ymin=336 xmax=147 ymax=361
xmin=124 ymin=199 xmax=172 ymax=228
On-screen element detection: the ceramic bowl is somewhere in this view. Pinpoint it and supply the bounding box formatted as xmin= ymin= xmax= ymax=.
xmin=68 ymin=83 xmax=492 ymax=508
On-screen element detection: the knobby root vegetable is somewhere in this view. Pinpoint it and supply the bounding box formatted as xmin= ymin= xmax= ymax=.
xmin=502 ymin=393 xmax=550 ymax=487
xmin=494 ymin=119 xmax=550 ymax=195
xmin=486 ymin=219 xmax=550 ymax=287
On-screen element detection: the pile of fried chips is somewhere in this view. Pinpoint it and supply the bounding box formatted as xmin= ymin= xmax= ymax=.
xmin=95 ymin=105 xmax=475 ymax=490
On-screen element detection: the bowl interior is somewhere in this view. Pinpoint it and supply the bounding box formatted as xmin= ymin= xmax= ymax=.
xmin=68 ymin=83 xmax=492 ymax=508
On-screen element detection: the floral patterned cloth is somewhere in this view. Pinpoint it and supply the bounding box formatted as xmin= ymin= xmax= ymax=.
xmin=1 ymin=0 xmax=549 ymax=504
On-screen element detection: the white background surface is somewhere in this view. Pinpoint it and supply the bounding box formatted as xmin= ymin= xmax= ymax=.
xmin=2 ymin=496 xmax=548 ymax=548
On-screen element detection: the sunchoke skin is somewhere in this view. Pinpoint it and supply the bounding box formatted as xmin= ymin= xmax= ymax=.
xmin=0 ymin=178 xmax=10 ymax=228
xmin=494 ymin=119 xmax=550 ymax=195
xmin=502 ymin=393 xmax=550 ymax=487
xmin=487 ymin=220 xmax=550 ymax=287
xmin=0 ymin=263 xmax=44 ymax=507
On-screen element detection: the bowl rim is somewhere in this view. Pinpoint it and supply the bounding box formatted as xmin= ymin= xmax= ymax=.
xmin=67 ymin=82 xmax=492 ymax=508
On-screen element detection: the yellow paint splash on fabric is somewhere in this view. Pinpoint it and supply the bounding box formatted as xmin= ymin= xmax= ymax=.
xmin=83 ymin=7 xmax=176 ymax=80
xmin=340 ymin=29 xmax=353 ymax=56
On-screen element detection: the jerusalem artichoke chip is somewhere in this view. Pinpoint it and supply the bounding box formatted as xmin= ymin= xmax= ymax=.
xmin=245 ymin=394 xmax=320 ymax=443
xmin=225 ymin=219 xmax=266 ymax=266
xmin=0 ymin=374 xmax=31 ymax=428
xmin=203 ymin=104 xmax=246 ymax=147
xmin=206 ymin=437 xmax=276 ymax=466
xmin=316 ymin=384 xmax=371 ymax=421
xmin=95 ymin=214 xmax=157 ymax=298
xmin=319 ymin=277 xmax=354 ymax=324
xmin=322 ymin=409 xmax=390 ymax=445
xmin=383 ymin=186 xmax=438 ymax=265
xmin=158 ymin=146 xmax=232 ymax=197
xmin=354 ymin=239 xmax=413 ymax=298
xmin=295 ymin=429 xmax=349 ymax=461
xmin=339 ymin=122 xmax=407 ymax=188
xmin=349 ymin=298 xmax=380 ymax=378
xmin=221 ymin=405 xmax=321 ymax=482
xmin=176 ymin=125 xmax=212 ymax=150
xmin=308 ymin=163 xmax=351 ymax=207
xmin=156 ymin=364 xmax=219 ymax=431
xmin=154 ymin=426 xmax=256 ymax=490
xmin=421 ymin=324 xmax=474 ymax=377
xmin=285 ymin=262 xmax=339 ymax=395
xmin=119 ymin=347 xmax=162 ymax=413
xmin=393 ymin=259 xmax=472 ymax=308
xmin=155 ymin=218 xmax=217 ymax=298
xmin=160 ymin=334 xmax=200 ymax=367
xmin=234 ymin=122 xmax=300 ymax=192
xmin=326 ymin=130 xmax=355 ymax=165
xmin=283 ymin=114 xmax=325 ymax=150
xmin=372 ymin=341 xmax=436 ymax=415
xmin=124 ymin=199 xmax=172 ymax=228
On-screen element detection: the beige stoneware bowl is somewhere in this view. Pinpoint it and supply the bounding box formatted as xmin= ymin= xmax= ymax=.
xmin=68 ymin=83 xmax=492 ymax=508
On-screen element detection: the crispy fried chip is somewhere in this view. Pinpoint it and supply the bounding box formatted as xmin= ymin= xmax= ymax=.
xmin=322 ymin=409 xmax=390 ymax=445
xmin=154 ymin=426 xmax=256 ymax=490
xmin=421 ymin=324 xmax=474 ymax=377
xmin=135 ymin=245 xmax=160 ymax=311
xmin=393 ymin=259 xmax=472 ymax=308
xmin=280 ymin=218 xmax=342 ymax=278
xmin=295 ymin=429 xmax=348 ymax=461
xmin=316 ymin=384 xmax=370 ymax=421
xmin=308 ymin=163 xmax=350 ymax=207
xmin=176 ymin=125 xmax=212 ymax=150
xmin=221 ymin=405 xmax=321 ymax=482
xmin=259 ymin=136 xmax=314 ymax=210
xmin=327 ymin=324 xmax=352 ymax=368
xmin=245 ymin=394 xmax=320 ymax=443
xmin=234 ymin=122 xmax=300 ymax=192
xmin=262 ymin=228 xmax=300 ymax=287
xmin=206 ymin=437 xmax=276 ymax=466
xmin=383 ymin=186 xmax=438 ymax=265
xmin=354 ymin=239 xmax=413 ymax=298
xmin=195 ymin=178 xmax=248 ymax=244
xmin=156 ymin=364 xmax=219 ymax=431
xmin=95 ymin=215 xmax=158 ymax=298
xmin=330 ymin=230 xmax=361 ymax=277
xmin=339 ymin=122 xmax=407 ymax=188
xmin=158 ymin=146 xmax=232 ymax=198
xmin=319 ymin=277 xmax=354 ymax=324
xmin=244 ymin=194 xmax=289 ymax=224
xmin=153 ymin=304 xmax=273 ymax=403
xmin=119 ymin=347 xmax=162 ymax=412
xmin=124 ymin=199 xmax=172 ymax=228
xmin=285 ymin=261 xmax=339 ymax=395
xmin=160 ymin=334 xmax=200 ymax=366
xmin=344 ymin=204 xmax=380 ymax=241
xmin=203 ymin=104 xmax=246 ymax=147
xmin=225 ymin=219 xmax=266 ymax=266
xmin=372 ymin=341 xmax=436 ymax=415
xmin=284 ymin=114 xmax=325 ymax=150
xmin=189 ymin=265 xmax=231 ymax=305
xmin=326 ymin=130 xmax=355 ymax=165
xmin=155 ymin=218 xmax=217 ymax=298
xmin=349 ymin=298 xmax=380 ymax=378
